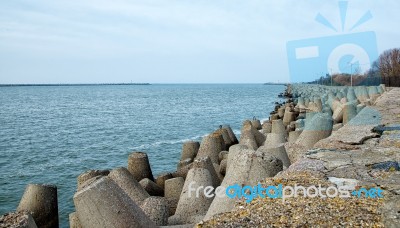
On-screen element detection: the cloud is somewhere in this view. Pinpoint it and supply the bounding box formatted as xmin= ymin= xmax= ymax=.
xmin=0 ymin=0 xmax=399 ymax=83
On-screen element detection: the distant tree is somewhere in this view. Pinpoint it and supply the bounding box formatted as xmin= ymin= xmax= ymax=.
xmin=378 ymin=48 xmax=400 ymax=77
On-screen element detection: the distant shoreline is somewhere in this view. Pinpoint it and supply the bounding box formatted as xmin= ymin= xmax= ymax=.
xmin=0 ymin=83 xmax=151 ymax=87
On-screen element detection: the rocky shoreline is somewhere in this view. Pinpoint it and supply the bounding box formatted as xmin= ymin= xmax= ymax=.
xmin=1 ymin=84 xmax=399 ymax=227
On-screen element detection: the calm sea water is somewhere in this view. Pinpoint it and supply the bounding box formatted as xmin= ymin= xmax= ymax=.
xmin=0 ymin=84 xmax=284 ymax=227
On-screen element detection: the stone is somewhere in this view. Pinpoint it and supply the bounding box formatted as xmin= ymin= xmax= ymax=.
xmin=17 ymin=184 xmax=58 ymax=228
xmin=0 ymin=211 xmax=38 ymax=228
xmin=128 ymin=152 xmax=154 ymax=182
xmin=73 ymin=176 xmax=156 ymax=228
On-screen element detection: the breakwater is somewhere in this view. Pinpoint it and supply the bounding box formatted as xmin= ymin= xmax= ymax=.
xmin=2 ymin=83 xmax=400 ymax=227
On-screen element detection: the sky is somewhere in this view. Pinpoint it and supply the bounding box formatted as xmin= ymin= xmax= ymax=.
xmin=0 ymin=0 xmax=399 ymax=84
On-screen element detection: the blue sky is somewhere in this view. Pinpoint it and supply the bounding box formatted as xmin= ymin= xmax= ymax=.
xmin=0 ymin=0 xmax=399 ymax=84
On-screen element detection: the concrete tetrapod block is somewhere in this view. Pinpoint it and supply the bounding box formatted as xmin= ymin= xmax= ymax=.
xmin=332 ymin=103 xmax=344 ymax=123
xmin=0 ymin=211 xmax=38 ymax=228
xmin=191 ymin=156 xmax=221 ymax=187
xmin=288 ymin=130 xmax=302 ymax=143
xmin=218 ymin=151 xmax=228 ymax=163
xmin=263 ymin=133 xmax=286 ymax=147
xmin=177 ymin=158 xmax=192 ymax=170
xmin=261 ymin=121 xmax=272 ymax=133
xmin=74 ymin=176 xmax=156 ymax=228
xmin=240 ymin=121 xmax=266 ymax=148
xmin=17 ymin=184 xmax=58 ymax=228
xmin=140 ymin=196 xmax=169 ymax=226
xmin=164 ymin=177 xmax=185 ymax=216
xmin=108 ymin=167 xmax=150 ymax=205
xmin=347 ymin=88 xmax=357 ymax=102
xmin=173 ymin=163 xmax=193 ymax=180
xmin=77 ymin=170 xmax=109 ymax=190
xmin=180 ymin=141 xmax=200 ymax=161
xmin=239 ymin=127 xmax=258 ymax=150
xmin=257 ymin=144 xmax=291 ymax=169
xmin=128 ymin=151 xmax=154 ymax=182
xmin=214 ymin=128 xmax=234 ymax=149
xmin=219 ymin=159 xmax=227 ymax=175
xmin=195 ymin=132 xmax=226 ymax=164
xmin=282 ymin=111 xmax=296 ymax=127
xmin=277 ymin=107 xmax=285 ymax=118
xmin=203 ymin=145 xmax=283 ymax=221
xmin=251 ymin=119 xmax=262 ymax=130
xmin=155 ymin=172 xmax=174 ymax=190
xmin=69 ymin=212 xmax=82 ymax=228
xmin=343 ymin=102 xmax=357 ymax=125
xmin=169 ymin=168 xmax=215 ymax=225
xmin=271 ymin=119 xmax=287 ymax=136
xmin=139 ymin=178 xmax=164 ymax=196
xmin=222 ymin=125 xmax=238 ymax=145
xmin=295 ymin=112 xmax=333 ymax=149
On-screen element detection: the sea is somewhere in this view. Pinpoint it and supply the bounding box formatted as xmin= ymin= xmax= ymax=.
xmin=0 ymin=84 xmax=285 ymax=227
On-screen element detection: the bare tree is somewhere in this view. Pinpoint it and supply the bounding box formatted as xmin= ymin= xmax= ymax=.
xmin=378 ymin=48 xmax=400 ymax=77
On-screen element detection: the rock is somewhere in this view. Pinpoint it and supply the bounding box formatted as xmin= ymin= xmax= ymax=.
xmin=128 ymin=152 xmax=154 ymax=182
xmin=0 ymin=211 xmax=38 ymax=228
xmin=140 ymin=196 xmax=169 ymax=226
xmin=73 ymin=176 xmax=156 ymax=228
xmin=164 ymin=177 xmax=185 ymax=216
xmin=214 ymin=128 xmax=234 ymax=149
xmin=17 ymin=184 xmax=58 ymax=228
xmin=108 ymin=167 xmax=150 ymax=204
xmin=139 ymin=178 xmax=164 ymax=196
